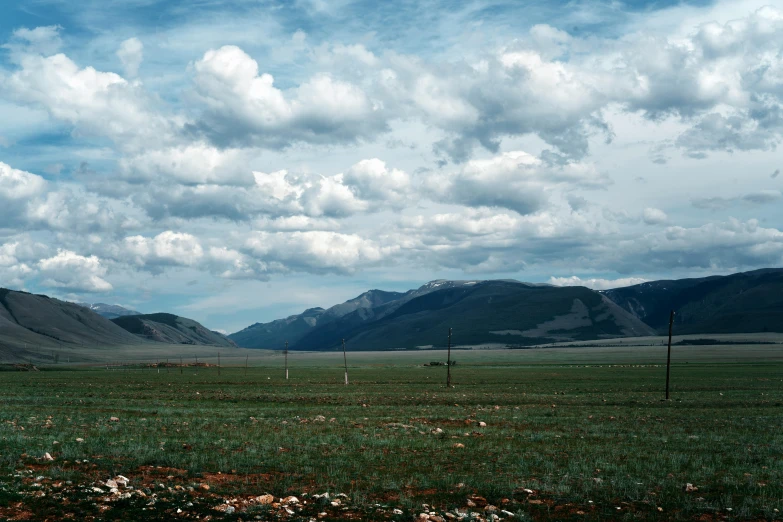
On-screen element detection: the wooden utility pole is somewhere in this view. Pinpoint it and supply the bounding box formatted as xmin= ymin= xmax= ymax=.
xmin=342 ymin=338 xmax=349 ymax=385
xmin=285 ymin=341 xmax=289 ymax=380
xmin=446 ymin=327 xmax=453 ymax=388
xmin=218 ymin=352 xmax=221 ymax=376
xmin=180 ymin=356 xmax=183 ymax=374
xmin=665 ymin=310 xmax=675 ymax=400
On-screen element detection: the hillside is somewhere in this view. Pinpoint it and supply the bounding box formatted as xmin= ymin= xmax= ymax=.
xmin=292 ymin=280 xmax=655 ymax=350
xmin=76 ymin=302 xmax=140 ymax=319
xmin=230 ymin=279 xmax=656 ymax=351
xmin=0 ymin=288 xmax=143 ymax=352
xmin=601 ymin=268 xmax=783 ymax=334
xmin=228 ymin=283 xmax=501 ymax=349
xmin=112 ymin=313 xmax=236 ymax=347
xmin=228 ymin=307 xmax=325 ymax=349
xmin=228 ymin=289 xmax=405 ymax=349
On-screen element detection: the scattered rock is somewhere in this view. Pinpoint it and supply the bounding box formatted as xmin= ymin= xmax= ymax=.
xmin=283 ymin=496 xmax=300 ymax=504
xmin=109 ymin=417 xmax=119 ymax=422
xmin=256 ymin=494 xmax=275 ymax=505
xmin=313 ymin=415 xmax=326 ymax=422
xmin=453 ymin=443 xmax=465 ymax=449
xmin=75 ymin=438 xmax=84 ymax=443
xmin=685 ymin=483 xmax=698 ymax=492
xmin=478 ymin=422 xmax=487 ymax=427
xmin=43 ymin=452 xmax=54 ymax=461
xmin=468 ymin=495 xmax=487 ymax=507
xmin=199 ymin=483 xmax=210 ymax=491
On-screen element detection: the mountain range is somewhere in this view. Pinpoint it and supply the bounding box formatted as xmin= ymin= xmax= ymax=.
xmin=229 ymin=268 xmax=783 ymax=350
xmin=0 ymin=289 xmax=233 ymax=355
xmin=601 ymin=268 xmax=783 ymax=334
xmin=229 ymin=279 xmax=656 ymax=350
xmin=2 ymin=268 xmax=781 ymax=357
xmin=0 ymin=289 xmax=143 ymax=354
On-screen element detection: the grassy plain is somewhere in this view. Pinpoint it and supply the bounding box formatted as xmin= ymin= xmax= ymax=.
xmin=0 ymin=345 xmax=781 ymax=521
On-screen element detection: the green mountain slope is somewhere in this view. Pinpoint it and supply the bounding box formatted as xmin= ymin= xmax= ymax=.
xmin=112 ymin=313 xmax=236 ymax=347
xmin=228 ymin=289 xmax=404 ymax=349
xmin=228 ymin=308 xmax=325 ymax=349
xmin=0 ymin=288 xmax=143 ymax=349
xmin=601 ymin=268 xmax=783 ymax=334
xmin=293 ymin=280 xmax=655 ymax=350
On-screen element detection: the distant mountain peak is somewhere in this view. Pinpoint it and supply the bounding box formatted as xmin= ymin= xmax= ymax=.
xmin=418 ymin=279 xmax=477 ymax=291
xmin=75 ymin=302 xmax=140 ymax=320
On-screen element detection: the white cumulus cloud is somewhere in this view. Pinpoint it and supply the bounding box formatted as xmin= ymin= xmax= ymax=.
xmin=643 ymin=207 xmax=669 ymax=225
xmin=38 ymin=250 xmax=112 ymax=292
xmin=548 ymin=276 xmax=649 ymax=290
xmin=117 ymin=37 xmax=143 ymax=77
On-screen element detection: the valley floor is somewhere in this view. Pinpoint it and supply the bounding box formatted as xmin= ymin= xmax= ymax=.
xmin=0 ymin=345 xmax=781 ymax=520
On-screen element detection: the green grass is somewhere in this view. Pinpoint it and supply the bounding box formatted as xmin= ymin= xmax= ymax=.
xmin=0 ymin=347 xmax=781 ymax=520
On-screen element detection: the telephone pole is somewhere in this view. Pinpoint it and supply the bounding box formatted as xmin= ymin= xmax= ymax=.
xmin=342 ymin=338 xmax=349 ymax=385
xmin=285 ymin=341 xmax=289 ymax=380
xmin=665 ymin=310 xmax=675 ymax=400
xmin=446 ymin=327 xmax=452 ymax=388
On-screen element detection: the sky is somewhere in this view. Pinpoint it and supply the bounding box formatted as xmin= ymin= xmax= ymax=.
xmin=0 ymin=0 xmax=782 ymax=334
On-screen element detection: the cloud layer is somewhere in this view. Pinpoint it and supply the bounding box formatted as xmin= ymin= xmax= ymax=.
xmin=1 ymin=2 xmax=782 ymax=329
